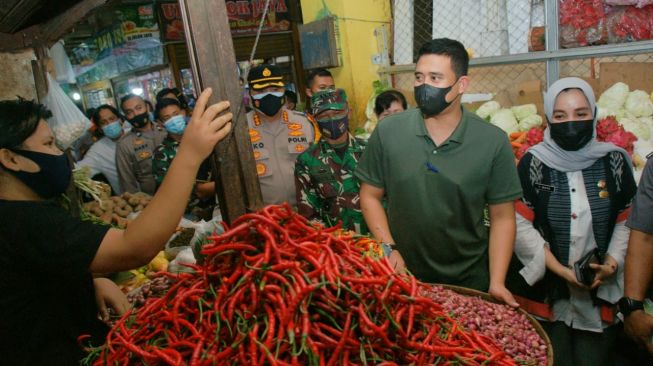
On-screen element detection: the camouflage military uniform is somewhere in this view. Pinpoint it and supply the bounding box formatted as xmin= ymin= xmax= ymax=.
xmin=294 ymin=134 xmax=368 ymax=234
xmin=152 ymin=136 xmax=214 ymax=219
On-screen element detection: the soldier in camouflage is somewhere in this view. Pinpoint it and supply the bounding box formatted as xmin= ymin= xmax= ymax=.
xmin=294 ymin=89 xmax=368 ymax=234
xmin=152 ymin=98 xmax=215 ymax=220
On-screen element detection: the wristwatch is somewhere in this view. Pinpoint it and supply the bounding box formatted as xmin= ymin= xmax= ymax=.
xmin=380 ymin=242 xmax=394 ymax=257
xmin=618 ymin=297 xmax=644 ymax=317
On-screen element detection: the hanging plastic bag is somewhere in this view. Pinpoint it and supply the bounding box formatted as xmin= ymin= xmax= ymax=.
xmin=48 ymin=40 xmax=76 ymax=84
xmin=42 ymin=73 xmax=90 ymax=150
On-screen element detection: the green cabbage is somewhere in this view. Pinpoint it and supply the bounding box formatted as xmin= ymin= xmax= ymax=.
xmin=625 ymin=90 xmax=653 ymax=118
xmin=518 ymin=114 xmax=543 ymax=132
xmin=490 ymin=109 xmax=519 ymax=134
xmin=620 ymin=116 xmax=650 ymax=141
xmin=510 ymin=104 xmax=537 ymax=122
xmin=475 ymin=101 xmax=501 ymax=121
xmin=597 ymin=82 xmax=629 ymax=111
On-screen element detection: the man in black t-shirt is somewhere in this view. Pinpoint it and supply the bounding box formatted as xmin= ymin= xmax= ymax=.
xmin=0 ymin=202 xmax=111 ymax=364
xmin=0 ymin=90 xmax=232 ymax=365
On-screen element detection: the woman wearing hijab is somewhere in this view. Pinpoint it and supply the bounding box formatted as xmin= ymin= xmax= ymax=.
xmin=509 ymin=77 xmax=637 ymax=366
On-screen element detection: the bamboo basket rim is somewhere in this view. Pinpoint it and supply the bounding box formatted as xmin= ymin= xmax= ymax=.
xmin=436 ymin=284 xmax=554 ymax=366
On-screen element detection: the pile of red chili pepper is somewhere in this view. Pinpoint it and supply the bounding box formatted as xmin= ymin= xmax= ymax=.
xmin=87 ymin=204 xmax=518 ymax=365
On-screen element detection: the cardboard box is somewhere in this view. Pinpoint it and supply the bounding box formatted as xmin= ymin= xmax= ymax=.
xmin=599 ymin=62 xmax=653 ymax=94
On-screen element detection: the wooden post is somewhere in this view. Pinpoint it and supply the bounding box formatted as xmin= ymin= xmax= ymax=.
xmin=31 ymin=44 xmax=48 ymax=102
xmin=288 ymin=0 xmax=307 ymax=104
xmin=179 ymin=0 xmax=263 ymax=224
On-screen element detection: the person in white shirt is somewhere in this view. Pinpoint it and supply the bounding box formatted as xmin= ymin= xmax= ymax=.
xmin=76 ymin=105 xmax=128 ymax=194
xmin=509 ymin=78 xmax=637 ymax=366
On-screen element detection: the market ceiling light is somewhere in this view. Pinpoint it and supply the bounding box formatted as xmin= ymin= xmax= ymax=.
xmin=132 ymin=87 xmax=144 ymax=96
xmin=72 ymin=92 xmax=81 ymax=101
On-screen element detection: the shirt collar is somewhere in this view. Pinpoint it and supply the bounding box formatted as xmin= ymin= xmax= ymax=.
xmin=414 ymin=106 xmax=469 ymax=145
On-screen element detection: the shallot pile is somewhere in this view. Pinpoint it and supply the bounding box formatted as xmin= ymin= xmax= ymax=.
xmin=422 ymin=285 xmax=548 ymax=365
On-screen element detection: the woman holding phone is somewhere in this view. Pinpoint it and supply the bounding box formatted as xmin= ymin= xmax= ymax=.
xmin=509 ymin=77 xmax=636 ymax=366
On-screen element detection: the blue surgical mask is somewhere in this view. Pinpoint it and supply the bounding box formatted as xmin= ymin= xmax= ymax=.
xmin=101 ymin=120 xmax=123 ymax=139
xmin=164 ymin=115 xmax=187 ymax=135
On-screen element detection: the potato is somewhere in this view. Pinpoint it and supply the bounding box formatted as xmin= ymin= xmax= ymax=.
xmin=111 ymin=196 xmax=127 ymax=208
xmin=123 ymin=204 xmax=133 ymax=213
xmin=111 ymin=214 xmax=128 ymax=228
xmin=114 ymin=207 xmax=128 ymax=218
xmin=99 ymin=212 xmax=112 ymax=224
xmin=134 ymin=205 xmax=144 ymax=212
xmin=139 ymin=198 xmax=150 ymax=207
xmin=91 ymin=207 xmax=105 ymax=217
xmin=100 ymin=199 xmax=114 ymax=211
xmin=128 ymin=197 xmax=140 ymax=206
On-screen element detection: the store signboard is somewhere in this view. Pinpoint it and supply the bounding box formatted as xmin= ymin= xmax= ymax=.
xmin=96 ymin=26 xmax=126 ymax=60
xmin=73 ymin=4 xmax=164 ymax=85
xmin=117 ymin=4 xmax=160 ymax=42
xmin=158 ymin=2 xmax=185 ymax=42
xmin=227 ymin=0 xmax=291 ymax=36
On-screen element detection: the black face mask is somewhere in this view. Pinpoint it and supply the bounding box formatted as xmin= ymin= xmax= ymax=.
xmin=128 ymin=111 xmax=153 ymax=129
xmin=414 ymin=81 xmax=459 ymax=117
xmin=254 ymin=93 xmax=285 ymax=117
xmin=549 ymin=119 xmax=595 ymax=151
xmin=317 ymin=115 xmax=349 ymax=140
xmin=6 ymin=149 xmax=72 ymax=199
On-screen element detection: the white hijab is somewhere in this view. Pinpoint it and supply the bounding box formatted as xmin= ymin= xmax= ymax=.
xmin=529 ymin=77 xmax=631 ymax=172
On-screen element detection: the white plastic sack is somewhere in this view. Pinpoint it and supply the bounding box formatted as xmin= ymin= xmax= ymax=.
xmin=42 ymin=73 xmax=90 ymax=149
xmin=48 ymin=40 xmax=76 ymax=84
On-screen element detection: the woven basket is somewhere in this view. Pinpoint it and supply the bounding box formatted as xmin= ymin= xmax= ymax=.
xmin=440 ymin=284 xmax=554 ymax=366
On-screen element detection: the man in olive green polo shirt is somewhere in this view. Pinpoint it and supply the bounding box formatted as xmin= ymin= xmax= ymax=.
xmin=355 ymin=38 xmax=522 ymax=306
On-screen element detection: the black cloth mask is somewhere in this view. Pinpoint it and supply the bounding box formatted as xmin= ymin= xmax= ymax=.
xmin=414 ymin=81 xmax=459 ymax=117
xmin=254 ymin=93 xmax=285 ymax=117
xmin=6 ymin=149 xmax=71 ymax=199
xmin=318 ymin=115 xmax=349 ymax=140
xmin=128 ymin=112 xmax=153 ymax=129
xmin=549 ymin=119 xmax=595 ymax=151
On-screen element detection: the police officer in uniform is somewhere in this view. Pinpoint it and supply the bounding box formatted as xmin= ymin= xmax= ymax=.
xmin=247 ymin=64 xmax=316 ymax=207
xmin=116 ymin=94 xmax=167 ymax=195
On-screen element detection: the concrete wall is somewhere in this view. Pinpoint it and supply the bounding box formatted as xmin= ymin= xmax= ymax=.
xmin=0 ymin=50 xmax=37 ymax=101
xmin=301 ymin=0 xmax=392 ymax=128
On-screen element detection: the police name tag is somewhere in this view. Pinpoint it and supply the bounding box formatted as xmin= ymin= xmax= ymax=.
xmin=534 ymin=183 xmax=555 ymax=192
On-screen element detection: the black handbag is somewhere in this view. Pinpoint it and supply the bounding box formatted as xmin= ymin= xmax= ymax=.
xmin=573 ymin=248 xmax=603 ymax=286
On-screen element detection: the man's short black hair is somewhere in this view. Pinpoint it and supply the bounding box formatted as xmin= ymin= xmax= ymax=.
xmin=374 ymin=90 xmax=408 ymax=116
xmin=155 ymin=98 xmax=182 ymax=121
xmin=156 ymin=87 xmax=188 ymax=109
xmin=0 ymin=98 xmax=52 ymax=149
xmin=285 ymin=90 xmax=298 ymax=104
xmin=417 ymin=38 xmax=469 ymax=79
xmin=306 ymin=68 xmax=333 ymax=87
xmin=120 ymin=94 xmax=145 ymax=112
